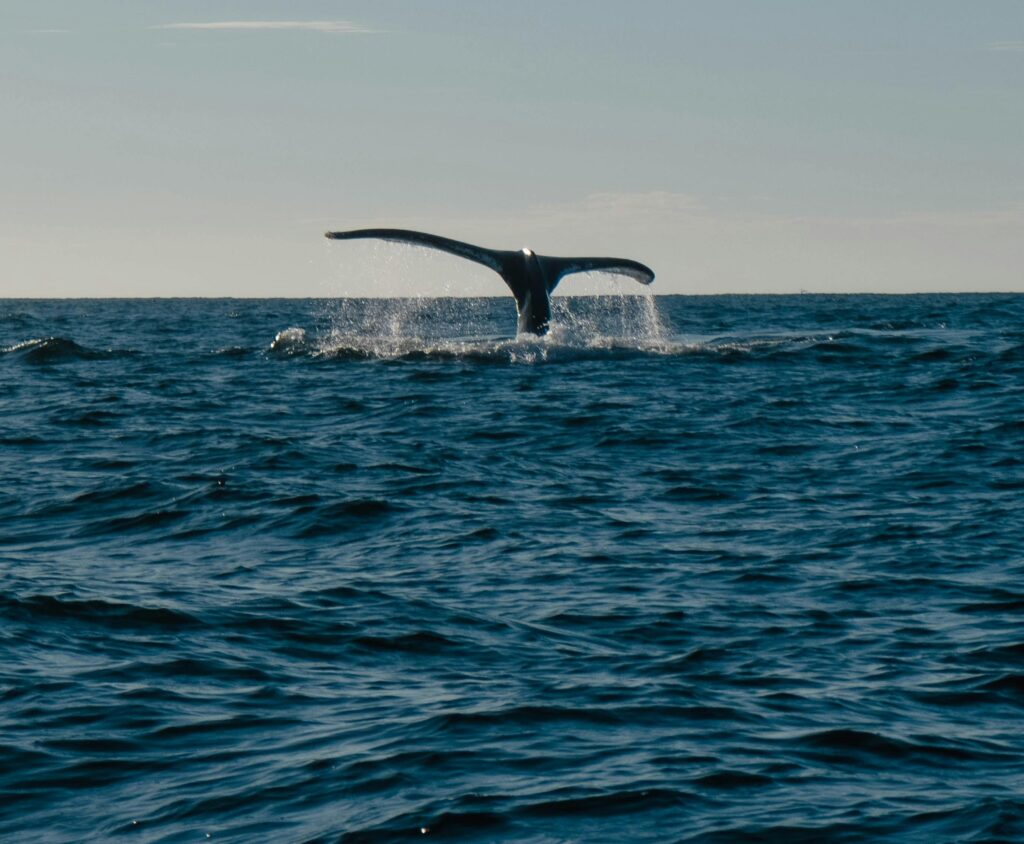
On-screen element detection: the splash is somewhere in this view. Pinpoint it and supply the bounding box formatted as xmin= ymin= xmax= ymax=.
xmin=550 ymin=277 xmax=668 ymax=346
xmin=268 ymin=327 xmax=309 ymax=354
xmin=289 ymin=288 xmax=678 ymax=361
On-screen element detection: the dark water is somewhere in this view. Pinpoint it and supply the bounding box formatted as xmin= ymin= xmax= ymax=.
xmin=2 ymin=294 xmax=1023 ymax=843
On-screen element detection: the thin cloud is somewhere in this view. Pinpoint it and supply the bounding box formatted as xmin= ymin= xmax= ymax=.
xmin=527 ymin=192 xmax=707 ymax=229
xmin=988 ymin=40 xmax=1024 ymax=52
xmin=155 ymin=20 xmax=374 ymax=34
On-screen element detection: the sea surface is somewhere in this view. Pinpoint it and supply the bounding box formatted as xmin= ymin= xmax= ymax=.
xmin=2 ymin=293 xmax=1023 ymax=843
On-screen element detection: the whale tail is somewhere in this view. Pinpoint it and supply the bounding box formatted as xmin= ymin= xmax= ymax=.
xmin=324 ymin=228 xmax=654 ymax=335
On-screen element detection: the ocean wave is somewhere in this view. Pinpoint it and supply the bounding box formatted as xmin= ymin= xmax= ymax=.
xmin=259 ymin=327 xmax=985 ymax=366
xmin=5 ymin=295 xmax=1024 ymax=843
xmin=1 ymin=336 xmax=134 ymax=364
xmin=295 ymin=332 xmax=691 ymax=363
xmin=0 ymin=592 xmax=200 ymax=630
xmin=785 ymin=727 xmax=1015 ymax=765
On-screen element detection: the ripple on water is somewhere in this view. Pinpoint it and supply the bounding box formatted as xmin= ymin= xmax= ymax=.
xmin=2 ymin=294 xmax=1024 ymax=842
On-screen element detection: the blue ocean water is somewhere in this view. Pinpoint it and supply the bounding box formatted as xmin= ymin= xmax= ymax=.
xmin=1 ymin=293 xmax=1023 ymax=843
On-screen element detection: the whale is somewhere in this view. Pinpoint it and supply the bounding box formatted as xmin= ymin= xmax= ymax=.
xmin=324 ymin=228 xmax=654 ymax=336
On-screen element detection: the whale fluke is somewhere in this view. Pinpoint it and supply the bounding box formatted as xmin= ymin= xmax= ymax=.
xmin=325 ymin=228 xmax=654 ymax=336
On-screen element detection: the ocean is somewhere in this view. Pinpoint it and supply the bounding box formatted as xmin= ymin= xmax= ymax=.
xmin=2 ymin=293 xmax=1023 ymax=842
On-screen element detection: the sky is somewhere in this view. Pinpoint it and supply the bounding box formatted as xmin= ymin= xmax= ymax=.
xmin=2 ymin=0 xmax=1022 ymax=297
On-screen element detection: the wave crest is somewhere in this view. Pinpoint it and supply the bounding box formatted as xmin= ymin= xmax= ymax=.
xmin=2 ymin=336 xmax=131 ymax=364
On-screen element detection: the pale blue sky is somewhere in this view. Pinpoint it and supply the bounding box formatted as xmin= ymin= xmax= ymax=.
xmin=2 ymin=1 xmax=1022 ymax=296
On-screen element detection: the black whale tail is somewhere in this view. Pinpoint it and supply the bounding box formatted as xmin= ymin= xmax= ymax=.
xmin=324 ymin=228 xmax=654 ymax=336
